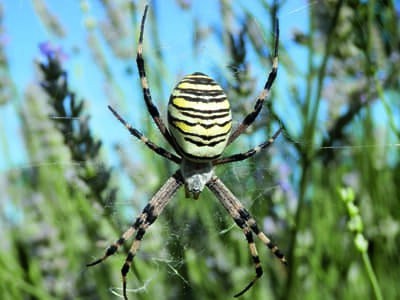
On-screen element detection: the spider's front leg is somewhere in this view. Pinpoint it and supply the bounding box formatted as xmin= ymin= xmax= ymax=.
xmin=87 ymin=171 xmax=183 ymax=300
xmin=227 ymin=18 xmax=279 ymax=146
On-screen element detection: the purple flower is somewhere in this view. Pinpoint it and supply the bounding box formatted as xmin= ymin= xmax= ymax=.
xmin=360 ymin=93 xmax=367 ymax=104
xmin=0 ymin=34 xmax=10 ymax=46
xmin=276 ymin=162 xmax=298 ymax=213
xmin=39 ymin=41 xmax=68 ymax=61
xmin=263 ymin=216 xmax=277 ymax=234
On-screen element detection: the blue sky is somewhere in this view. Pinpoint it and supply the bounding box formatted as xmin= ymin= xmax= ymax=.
xmin=1 ymin=1 xmax=309 ymax=171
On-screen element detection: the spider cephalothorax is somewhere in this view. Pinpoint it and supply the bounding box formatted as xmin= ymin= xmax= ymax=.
xmin=88 ymin=4 xmax=285 ymax=299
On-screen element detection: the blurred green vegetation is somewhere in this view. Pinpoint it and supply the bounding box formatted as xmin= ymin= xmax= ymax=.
xmin=1 ymin=1 xmax=399 ymax=300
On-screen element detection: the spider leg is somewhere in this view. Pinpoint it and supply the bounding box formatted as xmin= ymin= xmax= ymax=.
xmin=86 ymin=200 xmax=155 ymax=268
xmin=234 ymin=227 xmax=263 ymax=298
xmin=136 ymin=4 xmax=177 ymax=150
xmin=108 ymin=105 xmax=181 ymax=164
xmin=227 ymin=19 xmax=279 ymax=146
xmin=121 ymin=223 xmax=149 ymax=300
xmin=87 ymin=171 xmax=183 ymax=300
xmin=207 ymin=176 xmax=286 ymax=297
xmin=239 ymin=207 xmax=286 ymax=264
xmin=213 ymin=127 xmax=282 ymax=166
xmin=86 ymin=227 xmax=135 ymax=267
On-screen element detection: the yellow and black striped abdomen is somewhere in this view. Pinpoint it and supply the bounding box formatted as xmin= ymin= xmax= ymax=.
xmin=168 ymin=72 xmax=232 ymax=161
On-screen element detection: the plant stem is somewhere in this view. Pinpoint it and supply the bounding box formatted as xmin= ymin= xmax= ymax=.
xmin=361 ymin=251 xmax=383 ymax=300
xmin=281 ymin=158 xmax=310 ymax=300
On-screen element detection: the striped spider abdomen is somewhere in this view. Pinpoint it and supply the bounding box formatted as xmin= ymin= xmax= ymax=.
xmin=168 ymin=72 xmax=232 ymax=162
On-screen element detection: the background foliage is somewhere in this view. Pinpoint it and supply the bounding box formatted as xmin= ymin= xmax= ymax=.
xmin=1 ymin=1 xmax=399 ymax=299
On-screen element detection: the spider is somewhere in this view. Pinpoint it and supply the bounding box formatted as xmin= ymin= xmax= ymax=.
xmin=87 ymin=4 xmax=286 ymax=299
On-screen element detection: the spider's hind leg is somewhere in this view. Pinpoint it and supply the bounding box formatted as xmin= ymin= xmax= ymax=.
xmin=207 ymin=176 xmax=286 ymax=297
xmin=240 ymin=208 xmax=287 ymax=265
xmin=233 ymin=223 xmax=264 ymax=298
xmin=87 ymin=171 xmax=183 ymax=300
xmin=86 ymin=206 xmax=150 ymax=267
xmin=121 ymin=223 xmax=149 ymax=300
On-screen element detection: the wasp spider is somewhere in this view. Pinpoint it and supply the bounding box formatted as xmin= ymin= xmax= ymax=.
xmin=88 ymin=4 xmax=286 ymax=299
